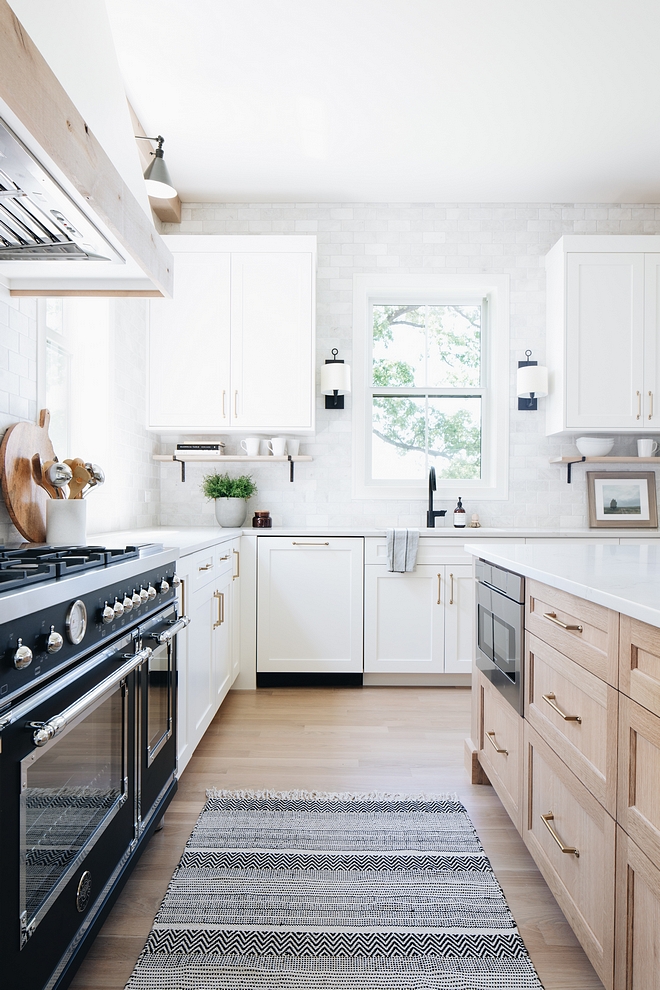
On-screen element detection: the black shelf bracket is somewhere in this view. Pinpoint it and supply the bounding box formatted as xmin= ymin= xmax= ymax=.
xmin=288 ymin=455 xmax=294 ymax=482
xmin=565 ymin=457 xmax=586 ymax=484
xmin=173 ymin=455 xmax=186 ymax=483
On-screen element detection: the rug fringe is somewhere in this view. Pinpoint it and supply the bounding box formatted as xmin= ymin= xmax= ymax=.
xmin=205 ymin=787 xmax=459 ymax=802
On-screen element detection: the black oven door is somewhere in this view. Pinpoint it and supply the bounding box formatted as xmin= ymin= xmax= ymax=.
xmin=137 ymin=603 xmax=184 ymax=833
xmin=0 ymin=631 xmax=147 ymax=990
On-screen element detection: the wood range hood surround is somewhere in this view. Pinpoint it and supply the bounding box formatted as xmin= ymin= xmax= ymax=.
xmin=0 ymin=0 xmax=173 ymax=297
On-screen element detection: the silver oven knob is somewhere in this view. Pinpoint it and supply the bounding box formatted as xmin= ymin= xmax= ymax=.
xmin=158 ymin=579 xmax=170 ymax=594
xmin=46 ymin=625 xmax=64 ymax=654
xmin=113 ymin=598 xmax=124 ymax=617
xmin=122 ymin=594 xmax=133 ymax=612
xmin=147 ymin=584 xmax=157 ymax=600
xmin=13 ymin=638 xmax=33 ymax=669
xmin=132 ymin=590 xmax=142 ymax=608
xmin=102 ymin=601 xmax=115 ymax=624
xmin=139 ymin=586 xmax=149 ymax=602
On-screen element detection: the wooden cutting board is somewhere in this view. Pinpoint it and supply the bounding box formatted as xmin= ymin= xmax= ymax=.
xmin=0 ymin=409 xmax=56 ymax=543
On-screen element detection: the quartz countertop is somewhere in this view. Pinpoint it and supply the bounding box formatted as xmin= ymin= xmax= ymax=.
xmin=466 ymin=542 xmax=660 ymax=629
xmin=88 ymin=527 xmax=243 ymax=557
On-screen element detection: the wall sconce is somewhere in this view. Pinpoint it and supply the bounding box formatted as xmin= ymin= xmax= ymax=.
xmin=321 ymin=348 xmax=351 ymax=409
xmin=134 ymin=134 xmax=177 ymax=199
xmin=517 ymin=349 xmax=548 ymax=410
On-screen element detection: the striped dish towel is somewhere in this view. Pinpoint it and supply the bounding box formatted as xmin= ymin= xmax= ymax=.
xmin=386 ymin=528 xmax=419 ymax=572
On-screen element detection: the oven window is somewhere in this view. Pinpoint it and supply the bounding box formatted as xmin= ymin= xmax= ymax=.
xmin=20 ymin=685 xmax=126 ymax=934
xmin=146 ymin=641 xmax=172 ymax=766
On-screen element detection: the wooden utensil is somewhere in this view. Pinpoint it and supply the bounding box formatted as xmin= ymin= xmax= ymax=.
xmin=43 ymin=460 xmax=67 ymax=498
xmin=0 ymin=409 xmax=56 ymax=541
xmin=65 ymin=459 xmax=91 ymax=499
xmin=46 ymin=460 xmax=73 ymax=498
xmin=32 ymin=453 xmax=58 ymax=499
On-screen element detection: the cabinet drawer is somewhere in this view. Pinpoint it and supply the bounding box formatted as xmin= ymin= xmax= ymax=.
xmin=620 ymin=614 xmax=660 ymax=718
xmin=189 ymin=549 xmax=217 ymax=590
xmin=615 ymin=827 xmax=660 ymax=990
xmin=617 ymin=695 xmax=660 ymax=866
xmin=215 ymin=544 xmax=234 ymax=576
xmin=365 ymin=539 xmax=472 ymax=566
xmin=526 ymin=579 xmax=619 ymax=686
xmin=478 ymin=672 xmax=523 ymax=832
xmin=526 ymin=633 xmax=618 ymax=814
xmin=523 ymin=723 xmax=615 ymax=989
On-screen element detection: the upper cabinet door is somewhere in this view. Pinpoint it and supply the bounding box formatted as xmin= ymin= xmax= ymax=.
xmin=149 ymin=253 xmax=231 ymax=430
xmin=565 ymin=253 xmax=645 ymax=430
xmin=230 ymin=253 xmax=314 ymax=430
xmin=644 ymin=255 xmax=660 ymax=428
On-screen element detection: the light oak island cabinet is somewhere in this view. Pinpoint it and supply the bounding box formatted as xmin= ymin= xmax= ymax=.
xmin=471 ymin=572 xmax=660 ymax=989
xmin=148 ymin=235 xmax=316 ymax=433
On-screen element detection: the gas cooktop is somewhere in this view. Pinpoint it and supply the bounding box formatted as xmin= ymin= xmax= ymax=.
xmin=0 ymin=545 xmax=149 ymax=591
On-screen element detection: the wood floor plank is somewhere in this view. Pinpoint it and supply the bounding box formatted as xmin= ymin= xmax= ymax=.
xmin=68 ymin=685 xmax=603 ymax=990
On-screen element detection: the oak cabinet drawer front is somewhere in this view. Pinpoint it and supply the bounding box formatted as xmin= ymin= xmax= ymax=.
xmin=615 ymin=828 xmax=660 ymax=990
xmin=526 ymin=633 xmax=618 ymax=814
xmin=618 ymin=695 xmax=660 ymax=866
xmin=478 ymin=673 xmax=523 ymax=832
xmin=526 ymin=579 xmax=618 ymax=686
xmin=523 ymin=723 xmax=615 ymax=989
xmin=620 ymin=614 xmax=660 ymax=718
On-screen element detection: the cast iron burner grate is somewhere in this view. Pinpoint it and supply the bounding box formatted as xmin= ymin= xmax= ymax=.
xmin=0 ymin=546 xmax=140 ymax=578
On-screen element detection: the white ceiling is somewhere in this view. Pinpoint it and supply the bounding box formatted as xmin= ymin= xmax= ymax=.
xmin=106 ymin=0 xmax=660 ymax=204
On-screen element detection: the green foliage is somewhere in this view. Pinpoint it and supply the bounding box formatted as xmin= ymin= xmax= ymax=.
xmin=201 ymin=472 xmax=257 ymax=500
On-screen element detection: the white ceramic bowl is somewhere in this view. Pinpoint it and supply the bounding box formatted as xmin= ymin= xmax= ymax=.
xmin=575 ymin=436 xmax=614 ymax=456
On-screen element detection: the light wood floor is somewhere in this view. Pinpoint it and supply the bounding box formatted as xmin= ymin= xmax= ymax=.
xmin=70 ymin=687 xmax=604 ymax=989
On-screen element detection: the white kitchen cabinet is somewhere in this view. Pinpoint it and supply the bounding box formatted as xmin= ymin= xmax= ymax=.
xmin=148 ymin=235 xmax=316 ymax=433
xmin=545 ymin=235 xmax=660 ymax=434
xmin=257 ymin=537 xmax=364 ymax=674
xmin=364 ymin=560 xmax=473 ymax=675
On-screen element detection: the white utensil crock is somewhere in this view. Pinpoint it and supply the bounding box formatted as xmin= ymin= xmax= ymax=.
xmin=46 ymin=499 xmax=87 ymax=545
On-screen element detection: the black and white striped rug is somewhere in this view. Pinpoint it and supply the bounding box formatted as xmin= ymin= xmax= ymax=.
xmin=125 ymin=789 xmax=543 ymax=989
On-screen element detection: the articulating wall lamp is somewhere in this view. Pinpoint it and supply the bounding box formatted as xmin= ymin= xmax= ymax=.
xmin=321 ymin=348 xmax=351 ymax=409
xmin=517 ymin=349 xmax=548 ymax=410
xmin=134 ymin=134 xmax=177 ymax=199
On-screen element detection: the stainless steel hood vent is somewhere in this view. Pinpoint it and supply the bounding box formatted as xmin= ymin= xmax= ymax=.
xmin=0 ymin=118 xmax=123 ymax=264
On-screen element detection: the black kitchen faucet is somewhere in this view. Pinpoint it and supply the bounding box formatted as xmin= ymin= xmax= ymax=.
xmin=426 ymin=467 xmax=447 ymax=527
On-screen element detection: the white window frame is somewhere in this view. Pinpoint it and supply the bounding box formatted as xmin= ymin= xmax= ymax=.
xmin=352 ymin=273 xmax=509 ymax=501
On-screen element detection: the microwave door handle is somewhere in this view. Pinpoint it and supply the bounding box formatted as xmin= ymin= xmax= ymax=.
xmin=27 ymin=647 xmax=152 ymax=747
xmin=145 ymin=615 xmax=190 ymax=645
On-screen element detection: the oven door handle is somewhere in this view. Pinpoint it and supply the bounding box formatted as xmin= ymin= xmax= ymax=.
xmin=27 ymin=647 xmax=152 ymax=748
xmin=144 ymin=615 xmax=190 ymax=645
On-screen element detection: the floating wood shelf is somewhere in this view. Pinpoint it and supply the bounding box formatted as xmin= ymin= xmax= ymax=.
xmin=550 ymin=455 xmax=660 ymax=483
xmin=154 ymin=453 xmax=312 ymax=482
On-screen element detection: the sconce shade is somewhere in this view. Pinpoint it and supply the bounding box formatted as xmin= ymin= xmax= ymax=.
xmin=143 ymin=151 xmax=177 ymax=199
xmin=517 ymin=364 xmax=548 ymax=398
xmin=321 ymin=362 xmax=351 ymax=395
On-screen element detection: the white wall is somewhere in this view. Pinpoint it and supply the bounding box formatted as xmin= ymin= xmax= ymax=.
xmin=157 ymin=201 xmax=660 ymax=531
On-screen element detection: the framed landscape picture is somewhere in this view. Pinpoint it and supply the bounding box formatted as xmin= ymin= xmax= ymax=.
xmin=586 ymin=472 xmax=658 ymax=529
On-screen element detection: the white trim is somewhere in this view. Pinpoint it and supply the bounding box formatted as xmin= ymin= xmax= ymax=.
xmin=352 ymin=274 xmax=509 ymax=501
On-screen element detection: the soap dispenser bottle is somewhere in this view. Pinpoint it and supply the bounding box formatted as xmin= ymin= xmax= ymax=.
xmin=453 ymin=496 xmax=466 ymax=528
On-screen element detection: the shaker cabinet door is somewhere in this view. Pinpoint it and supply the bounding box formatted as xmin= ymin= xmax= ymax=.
xmin=364 ymin=565 xmax=445 ymax=674
xmin=148 ymin=252 xmax=231 ymax=430
xmin=443 ymin=564 xmax=474 ymax=674
xmin=565 ymin=252 xmax=645 ymax=430
xmin=230 ymin=252 xmax=314 ymax=430
xmin=644 ymin=254 xmax=660 ymax=428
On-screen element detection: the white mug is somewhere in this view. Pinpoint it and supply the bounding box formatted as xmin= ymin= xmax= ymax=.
xmin=638 ymin=438 xmax=658 ymax=457
xmin=241 ymin=437 xmax=261 ymax=456
xmin=267 ymin=437 xmax=286 ymax=456
xmin=286 ymin=439 xmax=300 ymax=456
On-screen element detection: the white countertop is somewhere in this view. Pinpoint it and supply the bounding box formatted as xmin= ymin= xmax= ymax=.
xmin=89 ymin=527 xmax=243 ymax=557
xmin=466 ymin=542 xmax=660 ymax=629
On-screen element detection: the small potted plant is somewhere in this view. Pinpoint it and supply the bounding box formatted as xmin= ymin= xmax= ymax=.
xmin=202 ymin=472 xmax=258 ymax=527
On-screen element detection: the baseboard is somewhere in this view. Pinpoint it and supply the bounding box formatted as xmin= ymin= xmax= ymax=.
xmin=256 ymin=672 xmax=363 ymax=688
xmin=362 ymin=673 xmax=472 ymax=687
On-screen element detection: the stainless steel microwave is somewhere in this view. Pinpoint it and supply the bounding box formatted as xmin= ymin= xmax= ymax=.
xmin=475 ymin=559 xmax=525 ymax=714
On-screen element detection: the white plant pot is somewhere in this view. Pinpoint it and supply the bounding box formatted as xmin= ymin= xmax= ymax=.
xmin=214 ymin=497 xmax=248 ymax=528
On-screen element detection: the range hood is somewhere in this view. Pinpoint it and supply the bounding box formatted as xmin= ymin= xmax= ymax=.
xmin=0 ymin=117 xmax=122 ymax=264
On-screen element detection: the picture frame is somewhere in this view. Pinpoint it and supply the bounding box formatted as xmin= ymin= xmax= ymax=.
xmin=586 ymin=472 xmax=658 ymax=529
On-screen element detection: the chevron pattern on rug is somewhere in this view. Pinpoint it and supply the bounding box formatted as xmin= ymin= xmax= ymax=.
xmin=125 ymin=789 xmax=544 ymax=989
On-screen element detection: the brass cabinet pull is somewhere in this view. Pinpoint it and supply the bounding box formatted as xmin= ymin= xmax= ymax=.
xmin=486 ymin=730 xmax=508 ymax=755
xmin=650 ymin=390 xmax=654 ymax=420
xmin=637 ymin=389 xmax=642 ymax=419
xmin=437 ymin=573 xmax=441 ymax=604
xmin=449 ymin=572 xmax=454 ymax=605
xmin=233 ymin=548 xmax=240 ymax=579
xmin=543 ymin=611 xmax=583 ymax=632
xmin=541 ymin=812 xmax=579 ymax=857
xmin=213 ymin=590 xmax=224 ymax=628
xmin=198 ymin=562 xmax=213 ymax=572
xmin=234 ymin=390 xmax=239 ymax=418
xmin=222 ymin=390 xmax=226 ymax=419
xmin=219 ymin=554 xmax=231 ymax=561
xmin=179 ymin=576 xmax=186 ymax=616
xmin=543 ymin=692 xmax=582 ymax=723
xmin=292 ymin=541 xmax=330 ymax=546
